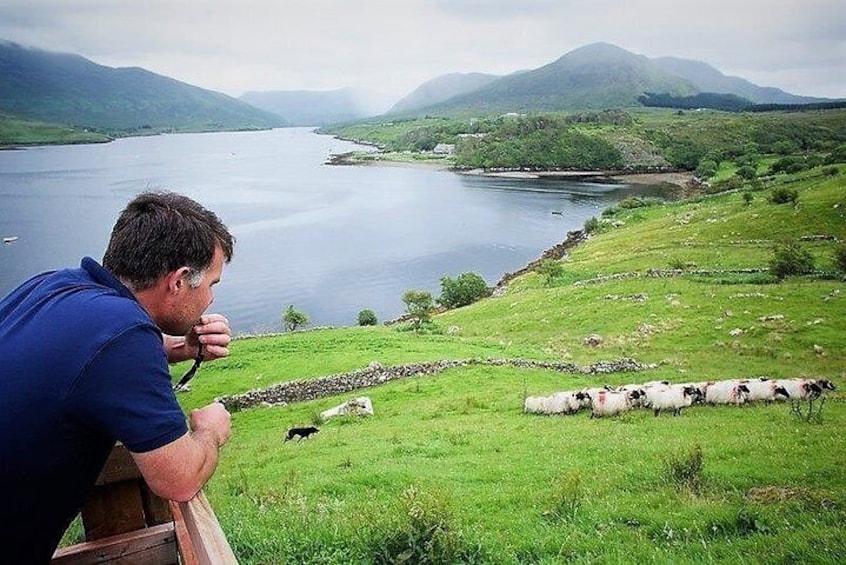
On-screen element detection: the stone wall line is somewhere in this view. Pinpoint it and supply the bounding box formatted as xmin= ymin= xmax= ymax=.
xmin=215 ymin=357 xmax=655 ymax=411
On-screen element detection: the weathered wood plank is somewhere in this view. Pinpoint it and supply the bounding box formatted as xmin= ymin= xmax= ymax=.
xmin=51 ymin=523 xmax=177 ymax=564
xmin=169 ymin=501 xmax=199 ymax=565
xmin=141 ymin=483 xmax=173 ymax=526
xmin=82 ymin=481 xmax=146 ymax=541
xmin=171 ymin=493 xmax=237 ymax=564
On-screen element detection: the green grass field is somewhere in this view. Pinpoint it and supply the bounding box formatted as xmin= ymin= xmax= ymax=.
xmin=168 ymin=166 xmax=846 ymax=563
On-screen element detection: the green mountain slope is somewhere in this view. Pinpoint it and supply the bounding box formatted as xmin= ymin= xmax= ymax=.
xmin=405 ymin=43 xmax=699 ymax=116
xmin=392 ymin=43 xmax=834 ymax=118
xmin=652 ymin=56 xmax=826 ymax=105
xmin=0 ymin=40 xmax=284 ymax=133
xmin=389 ymin=72 xmax=501 ymax=114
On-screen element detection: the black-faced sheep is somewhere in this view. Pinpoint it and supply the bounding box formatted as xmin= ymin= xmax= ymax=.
xmin=524 ymin=391 xmax=589 ymax=415
xmin=649 ymin=385 xmax=703 ymax=416
xmin=774 ymin=378 xmax=825 ymax=400
xmin=704 ymin=380 xmax=750 ymax=405
xmin=740 ymin=378 xmax=790 ymax=404
xmin=589 ymin=390 xmax=641 ymax=418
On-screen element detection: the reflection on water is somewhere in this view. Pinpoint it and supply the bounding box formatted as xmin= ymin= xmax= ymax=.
xmin=0 ymin=128 xmax=664 ymax=333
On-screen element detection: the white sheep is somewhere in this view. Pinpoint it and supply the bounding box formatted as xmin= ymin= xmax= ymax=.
xmin=617 ymin=384 xmax=649 ymax=407
xmin=704 ymin=380 xmax=750 ymax=405
xmin=642 ymin=380 xmax=671 ymax=388
xmin=524 ymin=391 xmax=588 ymax=415
xmin=740 ymin=377 xmax=790 ymax=403
xmin=773 ymin=378 xmax=831 ymax=400
xmin=589 ymin=390 xmax=640 ymax=418
xmin=320 ymin=396 xmax=374 ymax=421
xmin=549 ymin=391 xmax=590 ymax=414
xmin=648 ymin=384 xmax=702 ymax=416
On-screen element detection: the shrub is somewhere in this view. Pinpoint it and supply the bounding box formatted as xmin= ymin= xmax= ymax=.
xmin=618 ymin=197 xmax=646 ymax=209
xmin=372 ymin=486 xmax=480 ymax=564
xmin=535 ymin=259 xmax=564 ymax=286
xmin=822 ymin=165 xmax=840 ymax=177
xmin=742 ymin=192 xmax=754 ymax=206
xmin=402 ymin=289 xmax=435 ymax=332
xmin=438 ymin=272 xmax=490 ymax=309
xmin=583 ymin=216 xmax=600 ymax=234
xmin=357 ymin=309 xmax=378 ymax=326
xmin=695 ymin=159 xmax=718 ymax=178
xmin=769 ymin=156 xmax=806 ymax=175
xmin=824 ymin=144 xmax=846 ymax=165
xmin=282 ymin=305 xmax=309 ymax=332
xmin=661 ymin=445 xmax=704 ymax=494
xmin=769 ymin=240 xmax=814 ymax=279
xmin=736 ymin=165 xmax=757 ymax=180
xmin=769 ymin=187 xmax=798 ymax=205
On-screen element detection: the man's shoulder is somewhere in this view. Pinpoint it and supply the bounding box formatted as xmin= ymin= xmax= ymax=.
xmin=0 ymin=265 xmax=156 ymax=348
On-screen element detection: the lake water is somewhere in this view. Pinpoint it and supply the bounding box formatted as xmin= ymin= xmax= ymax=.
xmin=0 ymin=128 xmax=659 ymax=334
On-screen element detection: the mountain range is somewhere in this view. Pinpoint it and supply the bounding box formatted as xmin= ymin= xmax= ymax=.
xmin=0 ymin=40 xmax=836 ymax=136
xmin=0 ymin=40 xmax=284 ymax=133
xmin=388 ymin=42 xmax=826 ymax=116
xmin=239 ymin=88 xmax=395 ymax=127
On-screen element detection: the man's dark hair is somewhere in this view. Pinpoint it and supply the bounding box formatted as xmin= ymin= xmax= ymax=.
xmin=103 ymin=191 xmax=235 ymax=291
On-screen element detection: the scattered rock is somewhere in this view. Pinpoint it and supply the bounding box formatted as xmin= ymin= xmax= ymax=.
xmin=584 ymin=334 xmax=604 ymax=347
xmin=758 ymin=314 xmax=784 ymax=322
xmin=729 ymin=328 xmax=744 ymax=337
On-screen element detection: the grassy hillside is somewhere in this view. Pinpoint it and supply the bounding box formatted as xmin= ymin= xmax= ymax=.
xmin=151 ymin=166 xmax=846 ymax=563
xmin=0 ymin=41 xmax=284 ymax=138
xmin=325 ymin=108 xmax=846 ymax=174
xmin=0 ymin=112 xmax=111 ymax=146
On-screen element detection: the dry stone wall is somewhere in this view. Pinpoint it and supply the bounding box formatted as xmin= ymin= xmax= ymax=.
xmin=216 ymin=357 xmax=654 ymax=411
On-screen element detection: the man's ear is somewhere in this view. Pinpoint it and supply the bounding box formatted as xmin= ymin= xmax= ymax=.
xmin=167 ymin=267 xmax=192 ymax=293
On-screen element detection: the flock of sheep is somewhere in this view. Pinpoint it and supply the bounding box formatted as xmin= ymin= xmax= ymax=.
xmin=524 ymin=377 xmax=837 ymax=418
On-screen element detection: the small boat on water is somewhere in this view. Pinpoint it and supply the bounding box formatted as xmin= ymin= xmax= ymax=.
xmin=3 ymin=236 xmax=18 ymax=244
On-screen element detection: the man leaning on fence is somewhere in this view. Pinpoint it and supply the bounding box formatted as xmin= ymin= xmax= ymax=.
xmin=0 ymin=191 xmax=235 ymax=563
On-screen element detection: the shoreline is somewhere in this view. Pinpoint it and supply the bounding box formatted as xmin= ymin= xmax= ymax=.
xmin=326 ymin=150 xmax=696 ymax=187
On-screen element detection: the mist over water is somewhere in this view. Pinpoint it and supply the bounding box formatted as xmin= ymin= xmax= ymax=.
xmin=1 ymin=128 xmax=659 ymax=334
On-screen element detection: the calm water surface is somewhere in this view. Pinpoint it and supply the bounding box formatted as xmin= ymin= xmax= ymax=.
xmin=0 ymin=128 xmax=657 ymax=333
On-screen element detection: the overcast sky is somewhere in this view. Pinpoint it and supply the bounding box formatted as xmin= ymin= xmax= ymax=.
xmin=1 ymin=0 xmax=844 ymax=103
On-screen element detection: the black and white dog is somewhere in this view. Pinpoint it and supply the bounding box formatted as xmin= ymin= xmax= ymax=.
xmin=284 ymin=426 xmax=320 ymax=442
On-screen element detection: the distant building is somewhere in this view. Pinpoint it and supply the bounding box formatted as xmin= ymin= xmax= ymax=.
xmin=433 ymin=143 xmax=455 ymax=155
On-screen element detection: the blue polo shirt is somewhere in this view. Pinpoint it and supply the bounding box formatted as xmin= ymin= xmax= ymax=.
xmin=0 ymin=257 xmax=189 ymax=563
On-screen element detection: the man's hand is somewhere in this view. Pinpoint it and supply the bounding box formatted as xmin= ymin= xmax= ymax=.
xmin=133 ymin=402 xmax=231 ymax=502
xmin=165 ymin=314 xmax=231 ymax=364
xmin=190 ymin=402 xmax=231 ymax=448
xmin=190 ymin=314 xmax=232 ymax=362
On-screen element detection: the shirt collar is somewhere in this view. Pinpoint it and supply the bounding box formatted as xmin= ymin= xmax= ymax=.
xmin=80 ymin=257 xmax=137 ymax=301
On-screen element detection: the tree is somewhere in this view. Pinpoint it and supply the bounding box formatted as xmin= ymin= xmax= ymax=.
xmin=438 ymin=272 xmax=489 ymax=309
xmin=283 ymin=305 xmax=308 ymax=332
xmin=402 ymin=290 xmax=435 ymax=332
xmin=357 ymin=309 xmax=378 ymax=326
xmin=536 ymin=259 xmax=564 ymax=286
xmin=736 ymin=165 xmax=757 ymax=180
xmin=695 ymin=159 xmax=718 ymax=179
xmin=769 ymin=187 xmax=798 ymax=205
xmin=769 ymin=241 xmax=814 ymax=280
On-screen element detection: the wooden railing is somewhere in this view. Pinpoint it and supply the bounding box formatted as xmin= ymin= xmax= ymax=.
xmin=51 ymin=444 xmax=237 ymax=564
